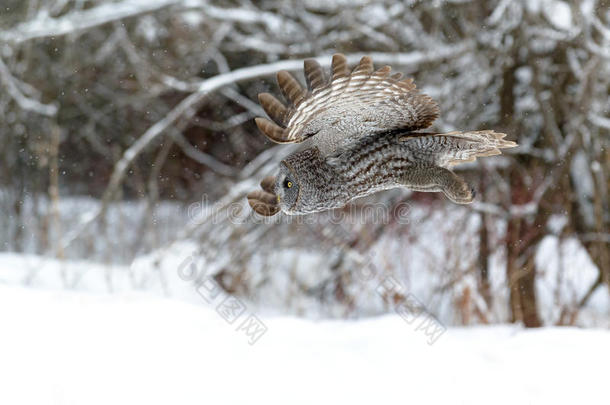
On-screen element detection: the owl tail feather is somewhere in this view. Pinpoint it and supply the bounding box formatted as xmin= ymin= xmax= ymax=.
xmin=400 ymin=130 xmax=517 ymax=167
xmin=399 ymin=130 xmax=516 ymax=204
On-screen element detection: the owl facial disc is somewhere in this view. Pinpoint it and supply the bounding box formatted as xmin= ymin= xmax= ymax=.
xmin=275 ymin=162 xmax=300 ymax=214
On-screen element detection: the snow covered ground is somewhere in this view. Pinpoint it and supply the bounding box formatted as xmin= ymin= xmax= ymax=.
xmin=1 ymin=282 xmax=608 ymax=405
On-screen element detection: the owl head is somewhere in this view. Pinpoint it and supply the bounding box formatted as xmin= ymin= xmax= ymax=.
xmin=245 ymin=167 xmax=301 ymax=216
xmin=247 ymin=147 xmax=331 ymax=216
xmin=246 ymin=170 xmax=299 ymax=216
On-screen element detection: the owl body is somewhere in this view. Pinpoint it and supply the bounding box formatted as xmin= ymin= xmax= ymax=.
xmin=247 ymin=55 xmax=517 ymax=216
xmin=277 ymin=131 xmax=480 ymax=214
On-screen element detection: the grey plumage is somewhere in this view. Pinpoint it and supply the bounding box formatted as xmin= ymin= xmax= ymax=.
xmin=247 ymin=54 xmax=517 ymax=216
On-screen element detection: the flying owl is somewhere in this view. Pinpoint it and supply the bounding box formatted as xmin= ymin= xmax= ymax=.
xmin=247 ymin=54 xmax=517 ymax=216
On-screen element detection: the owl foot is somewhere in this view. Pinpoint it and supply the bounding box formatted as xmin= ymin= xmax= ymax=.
xmin=442 ymin=173 xmax=475 ymax=204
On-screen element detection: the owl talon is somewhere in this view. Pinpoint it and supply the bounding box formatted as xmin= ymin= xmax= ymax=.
xmin=437 ymin=170 xmax=475 ymax=205
xmin=445 ymin=183 xmax=475 ymax=204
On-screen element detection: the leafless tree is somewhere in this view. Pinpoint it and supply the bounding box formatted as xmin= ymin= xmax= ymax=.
xmin=0 ymin=0 xmax=607 ymax=326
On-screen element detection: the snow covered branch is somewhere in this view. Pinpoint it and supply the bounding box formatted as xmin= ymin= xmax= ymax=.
xmin=0 ymin=56 xmax=57 ymax=116
xmin=0 ymin=0 xmax=184 ymax=44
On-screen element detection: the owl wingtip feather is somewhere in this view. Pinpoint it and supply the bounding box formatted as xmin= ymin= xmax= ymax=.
xmin=276 ymin=70 xmax=306 ymax=107
xmin=254 ymin=117 xmax=291 ymax=143
xmin=258 ymin=93 xmax=287 ymax=126
xmin=247 ymin=189 xmax=280 ymax=216
xmin=303 ymin=58 xmax=327 ymax=91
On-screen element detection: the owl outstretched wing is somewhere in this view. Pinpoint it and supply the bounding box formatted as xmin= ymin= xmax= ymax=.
xmin=255 ymin=54 xmax=439 ymax=152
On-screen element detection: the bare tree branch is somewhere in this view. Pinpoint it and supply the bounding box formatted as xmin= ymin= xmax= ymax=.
xmin=0 ymin=0 xmax=184 ymax=44
xmin=169 ymin=128 xmax=238 ymax=177
xmin=0 ymin=56 xmax=57 ymax=116
xmin=56 ymin=44 xmax=472 ymax=251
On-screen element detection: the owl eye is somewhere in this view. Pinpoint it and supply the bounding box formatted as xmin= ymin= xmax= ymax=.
xmin=284 ymin=179 xmax=293 ymax=189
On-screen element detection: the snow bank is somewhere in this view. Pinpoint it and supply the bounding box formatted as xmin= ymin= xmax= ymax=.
xmin=0 ymin=284 xmax=608 ymax=405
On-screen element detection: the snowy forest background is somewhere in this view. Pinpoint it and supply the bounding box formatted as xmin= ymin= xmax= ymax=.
xmin=1 ymin=0 xmax=609 ymax=331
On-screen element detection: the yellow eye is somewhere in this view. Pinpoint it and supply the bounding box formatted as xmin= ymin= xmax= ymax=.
xmin=287 ymin=181 xmax=293 ymax=188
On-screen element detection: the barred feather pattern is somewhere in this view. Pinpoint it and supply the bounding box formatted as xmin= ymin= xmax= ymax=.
xmin=256 ymin=54 xmax=439 ymax=153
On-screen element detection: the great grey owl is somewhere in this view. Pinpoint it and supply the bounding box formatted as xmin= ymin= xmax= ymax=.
xmin=247 ymin=54 xmax=517 ymax=216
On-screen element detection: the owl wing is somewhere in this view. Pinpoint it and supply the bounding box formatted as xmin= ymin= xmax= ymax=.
xmin=247 ymin=176 xmax=280 ymax=216
xmin=255 ymin=54 xmax=439 ymax=151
